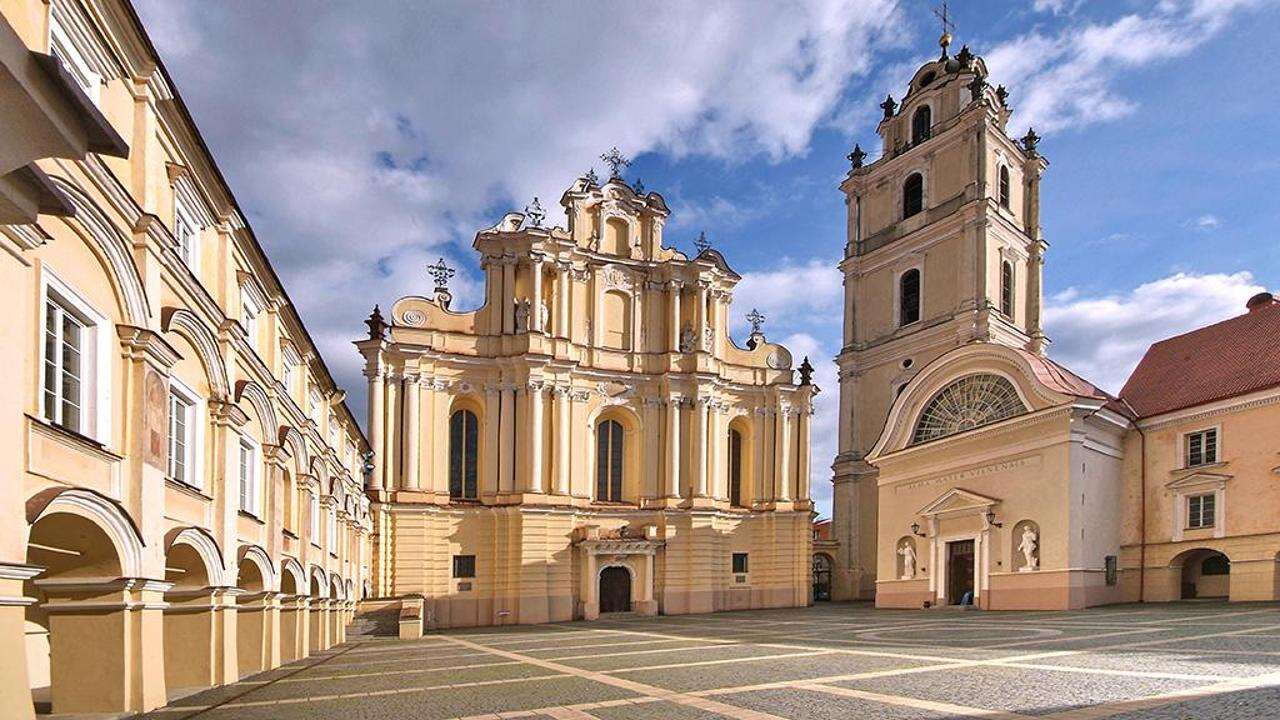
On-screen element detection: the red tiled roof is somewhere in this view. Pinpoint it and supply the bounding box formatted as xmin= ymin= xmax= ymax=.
xmin=1015 ymin=348 xmax=1135 ymax=419
xmin=1119 ymin=298 xmax=1280 ymax=418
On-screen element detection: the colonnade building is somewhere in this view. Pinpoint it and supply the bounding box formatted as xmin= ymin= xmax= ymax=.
xmin=358 ymin=170 xmax=816 ymax=627
xmin=1 ymin=1 xmax=371 ymax=716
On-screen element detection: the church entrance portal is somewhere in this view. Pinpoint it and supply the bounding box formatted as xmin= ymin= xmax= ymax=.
xmin=599 ymin=566 xmax=632 ymax=613
xmin=947 ymin=540 xmax=975 ymax=605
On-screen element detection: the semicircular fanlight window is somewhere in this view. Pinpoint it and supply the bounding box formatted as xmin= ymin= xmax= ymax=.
xmin=911 ymin=373 xmax=1026 ymax=445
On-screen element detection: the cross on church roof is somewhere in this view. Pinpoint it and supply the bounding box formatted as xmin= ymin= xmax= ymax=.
xmin=427 ymin=257 xmax=455 ymax=290
xmin=694 ymin=230 xmax=711 ymax=255
xmin=933 ymin=1 xmax=955 ymax=57
xmin=524 ymin=197 xmax=546 ymax=228
xmin=600 ymin=146 xmax=631 ymax=180
xmin=747 ymin=308 xmax=766 ymax=335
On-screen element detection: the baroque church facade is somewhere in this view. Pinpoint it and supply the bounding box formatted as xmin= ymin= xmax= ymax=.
xmin=358 ymin=168 xmax=816 ymax=628
xmin=831 ymin=35 xmax=1280 ymax=610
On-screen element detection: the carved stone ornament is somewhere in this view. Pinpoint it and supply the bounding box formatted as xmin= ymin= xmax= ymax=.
xmin=600 ymin=266 xmax=631 ymax=292
xmin=899 ymin=541 xmax=917 ymax=580
xmin=1018 ymin=525 xmax=1039 ymax=572
xmin=514 ymin=298 xmax=531 ymax=333
xmin=401 ymin=309 xmax=426 ymax=327
xmin=679 ymin=323 xmax=697 ymax=353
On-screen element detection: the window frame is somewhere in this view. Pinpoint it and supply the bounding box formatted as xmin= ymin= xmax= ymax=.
xmin=897 ymin=266 xmax=922 ymax=327
xmin=39 ymin=270 xmax=111 ymax=442
xmin=595 ymin=418 xmax=625 ymax=502
xmin=1187 ymin=492 xmax=1216 ymax=530
xmin=1184 ymin=428 xmax=1219 ymax=468
xmin=173 ymin=192 xmax=200 ymax=272
xmin=728 ymin=427 xmax=744 ymax=507
xmin=1000 ymin=260 xmax=1015 ymax=318
xmin=240 ymin=290 xmax=261 ymax=345
xmin=910 ymin=104 xmax=932 ymax=145
xmin=449 ymin=408 xmax=480 ymax=500
xmin=902 ymin=172 xmax=925 ymax=220
xmin=48 ymin=7 xmax=101 ymax=103
xmin=452 ymin=554 xmax=476 ymax=579
xmin=166 ymin=376 xmax=204 ymax=490
xmin=237 ymin=435 xmax=262 ymax=518
xmin=998 ymin=164 xmax=1012 ymax=209
xmin=732 ymin=552 xmax=750 ymax=574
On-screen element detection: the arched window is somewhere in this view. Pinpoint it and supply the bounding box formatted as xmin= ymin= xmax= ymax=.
xmin=911 ymin=374 xmax=1026 ymax=445
xmin=899 ymin=268 xmax=921 ymax=326
xmin=596 ymin=419 xmax=624 ymax=502
xmin=449 ymin=409 xmax=479 ymax=499
xmin=911 ymin=106 xmax=932 ymax=144
xmin=902 ymin=173 xmax=924 ymax=219
xmin=728 ymin=428 xmax=744 ymax=507
xmin=1000 ymin=261 xmax=1015 ymax=317
xmin=999 ymin=165 xmax=1011 ymax=209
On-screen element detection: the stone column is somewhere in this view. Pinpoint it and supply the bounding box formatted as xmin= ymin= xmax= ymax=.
xmin=403 ymin=374 xmax=421 ymax=491
xmin=366 ymin=368 xmax=385 ymax=491
xmin=694 ymin=284 xmax=708 ymax=351
xmin=1026 ymin=239 xmax=1048 ymax=355
xmin=692 ymin=397 xmax=709 ymax=498
xmin=667 ymin=281 xmax=682 ymax=351
xmin=499 ymin=385 xmax=516 ymax=493
xmin=777 ymin=406 xmax=794 ymax=502
xmin=554 ymin=387 xmax=571 ymax=495
xmin=530 ymin=255 xmax=544 ymax=332
xmin=0 ymin=564 xmax=41 ymax=720
xmin=665 ymin=398 xmax=682 ymax=497
xmin=501 ymin=256 xmax=516 ymax=334
xmin=527 ymin=381 xmax=545 ymax=493
xmin=555 ymin=261 xmax=571 ymax=338
xmin=383 ymin=376 xmax=399 ymax=491
xmin=797 ymin=405 xmax=812 ymax=501
xmin=482 ymin=386 xmax=500 ymax=496
xmin=709 ymin=402 xmax=726 ymax=500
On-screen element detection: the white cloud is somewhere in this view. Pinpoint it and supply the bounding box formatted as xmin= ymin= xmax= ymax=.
xmin=987 ymin=0 xmax=1271 ymax=134
xmin=731 ymin=257 xmax=844 ymax=338
xmin=1187 ymin=214 xmax=1222 ymax=230
xmin=1044 ymin=271 xmax=1265 ymax=393
xmin=134 ymin=0 xmax=904 ymax=421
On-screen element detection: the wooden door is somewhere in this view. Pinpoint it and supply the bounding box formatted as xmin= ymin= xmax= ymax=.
xmin=599 ymin=566 xmax=632 ymax=613
xmin=947 ymin=540 xmax=975 ymax=605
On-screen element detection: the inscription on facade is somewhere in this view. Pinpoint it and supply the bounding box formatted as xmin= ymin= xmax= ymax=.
xmin=894 ymin=455 xmax=1041 ymax=493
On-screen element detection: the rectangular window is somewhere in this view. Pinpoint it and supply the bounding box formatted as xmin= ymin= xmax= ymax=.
xmin=309 ymin=388 xmax=323 ymax=425
xmin=166 ymin=388 xmax=196 ymax=486
xmin=173 ymin=195 xmax=199 ymax=269
xmin=732 ymin=552 xmax=749 ymax=574
xmin=452 ymin=554 xmax=476 ymax=579
xmin=241 ymin=291 xmax=259 ymax=344
xmin=238 ymin=438 xmax=258 ymax=516
xmin=1185 ymin=429 xmax=1218 ymax=467
xmin=43 ymin=298 xmax=86 ymax=433
xmin=1188 ymin=493 xmax=1216 ymax=529
xmin=49 ymin=11 xmax=100 ymax=102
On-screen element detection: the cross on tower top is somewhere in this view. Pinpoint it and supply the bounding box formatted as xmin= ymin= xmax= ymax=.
xmin=693 ymin=230 xmax=711 ymax=255
xmin=600 ymin=147 xmax=631 ymax=180
xmin=933 ymin=1 xmax=955 ymax=57
xmin=523 ymin=197 xmax=546 ymax=228
xmin=746 ymin=308 xmax=766 ymax=335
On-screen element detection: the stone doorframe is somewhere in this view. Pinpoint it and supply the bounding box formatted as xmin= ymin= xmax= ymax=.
xmin=917 ymin=488 xmax=1000 ymax=606
xmin=575 ymin=528 xmax=663 ymax=620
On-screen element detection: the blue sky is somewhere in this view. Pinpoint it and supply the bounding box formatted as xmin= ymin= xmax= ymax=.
xmin=136 ymin=0 xmax=1279 ymax=517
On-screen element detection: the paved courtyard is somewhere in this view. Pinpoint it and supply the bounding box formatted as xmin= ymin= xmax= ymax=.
xmin=141 ymin=602 xmax=1280 ymax=720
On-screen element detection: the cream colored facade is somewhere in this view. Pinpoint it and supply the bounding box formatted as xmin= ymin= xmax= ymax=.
xmin=833 ymin=39 xmax=1280 ymax=611
xmin=359 ymin=173 xmax=816 ymax=628
xmin=0 ymin=1 xmax=371 ymax=716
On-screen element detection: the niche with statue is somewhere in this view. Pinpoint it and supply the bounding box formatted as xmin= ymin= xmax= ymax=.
xmin=1012 ymin=519 xmax=1040 ymax=572
xmin=897 ymin=537 xmax=919 ymax=580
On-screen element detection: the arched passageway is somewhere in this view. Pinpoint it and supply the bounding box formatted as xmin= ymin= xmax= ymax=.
xmin=1177 ymin=549 xmax=1231 ymax=599
xmin=812 ymin=553 xmax=833 ymax=602
xmin=162 ymin=531 xmax=229 ymax=696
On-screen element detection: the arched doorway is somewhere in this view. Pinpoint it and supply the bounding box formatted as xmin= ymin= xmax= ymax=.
xmin=1178 ymin=549 xmax=1230 ymax=599
xmin=812 ymin=553 xmax=833 ymax=602
xmin=599 ymin=566 xmax=632 ymax=613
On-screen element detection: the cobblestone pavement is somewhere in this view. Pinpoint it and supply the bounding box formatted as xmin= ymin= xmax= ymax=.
xmin=139 ymin=602 xmax=1280 ymax=719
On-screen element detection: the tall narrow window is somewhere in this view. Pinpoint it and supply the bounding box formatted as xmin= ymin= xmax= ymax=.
xmin=309 ymin=492 xmax=321 ymax=545
xmin=49 ymin=10 xmax=100 ymax=102
xmin=241 ymin=292 xmax=260 ymax=344
xmin=327 ymin=507 xmax=338 ymax=554
xmin=238 ymin=438 xmax=258 ymax=516
xmin=902 ymin=173 xmax=924 ymax=219
xmin=1188 ymin=494 xmax=1216 ymax=529
xmin=728 ymin=428 xmax=743 ymax=507
xmin=1000 ymin=261 xmax=1015 ymax=317
xmin=596 ymin=419 xmax=624 ymax=502
xmin=1185 ymin=429 xmax=1218 ymax=467
xmin=43 ymin=298 xmax=85 ymax=433
xmin=899 ymin=268 xmax=921 ymax=326
xmin=167 ymin=387 xmax=197 ymax=486
xmin=999 ymin=165 xmax=1011 ymax=209
xmin=449 ymin=409 xmax=479 ymax=499
xmin=174 ymin=194 xmax=199 ymax=269
xmin=911 ymin=106 xmax=931 ymax=144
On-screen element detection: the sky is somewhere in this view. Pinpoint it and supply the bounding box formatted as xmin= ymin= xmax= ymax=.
xmin=135 ymin=0 xmax=1280 ymax=518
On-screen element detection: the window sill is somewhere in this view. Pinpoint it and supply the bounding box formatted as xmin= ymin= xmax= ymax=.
xmin=1184 ymin=525 xmax=1216 ymax=532
xmin=282 ymin=529 xmax=299 ymax=540
xmin=166 ymin=478 xmax=211 ymax=501
xmin=237 ymin=510 xmax=265 ymax=525
xmin=1181 ymin=461 xmax=1225 ymax=472
xmin=27 ymin=414 xmax=118 ymax=459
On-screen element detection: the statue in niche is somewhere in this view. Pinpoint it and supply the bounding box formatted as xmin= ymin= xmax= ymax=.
xmin=899 ymin=542 xmax=917 ymax=580
xmin=514 ymin=298 xmax=531 ymax=333
xmin=702 ymin=324 xmax=714 ymax=350
xmin=1018 ymin=525 xmax=1039 ymax=571
xmin=538 ymin=300 xmax=549 ymax=332
xmin=678 ymin=323 xmax=697 ymax=353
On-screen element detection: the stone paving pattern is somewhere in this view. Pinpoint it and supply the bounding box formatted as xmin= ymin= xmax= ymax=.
xmin=138 ymin=602 xmax=1280 ymax=719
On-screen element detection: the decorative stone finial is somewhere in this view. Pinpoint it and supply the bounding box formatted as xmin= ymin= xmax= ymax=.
xmin=694 ymin=230 xmax=711 ymax=255
xmin=600 ymin=146 xmax=631 ymax=180
xmin=798 ymin=356 xmax=814 ymax=386
xmin=847 ymin=143 xmax=867 ymax=169
xmin=880 ymin=94 xmax=897 ymax=119
xmin=365 ymin=305 xmax=386 ymax=340
xmin=1021 ymin=127 xmax=1040 ymax=155
xmin=633 ymin=177 xmax=645 ymax=195
xmin=995 ymin=84 xmax=1009 ymax=108
xmin=968 ymin=73 xmax=987 ymax=101
xmin=746 ymin=307 xmax=766 ymax=335
xmin=523 ymin=197 xmax=546 ymax=228
xmin=956 ymin=44 xmax=974 ymax=68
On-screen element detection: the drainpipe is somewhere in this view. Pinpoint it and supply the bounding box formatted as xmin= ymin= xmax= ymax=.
xmin=1123 ymin=398 xmax=1147 ymax=603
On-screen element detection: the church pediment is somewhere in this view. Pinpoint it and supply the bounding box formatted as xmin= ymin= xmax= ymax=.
xmin=917 ymin=487 xmax=1000 ymax=517
xmin=1165 ymin=470 xmax=1231 ymax=491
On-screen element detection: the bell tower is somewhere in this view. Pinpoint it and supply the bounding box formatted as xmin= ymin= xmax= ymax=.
xmin=830 ymin=35 xmax=1049 ymax=600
